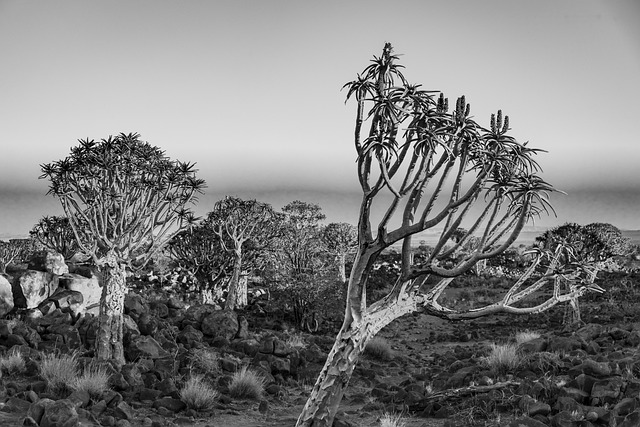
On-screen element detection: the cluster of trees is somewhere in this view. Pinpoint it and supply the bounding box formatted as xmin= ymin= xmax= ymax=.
xmin=22 ymin=44 xmax=631 ymax=426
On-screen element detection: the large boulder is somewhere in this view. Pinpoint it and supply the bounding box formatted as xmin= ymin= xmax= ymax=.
xmin=201 ymin=310 xmax=239 ymax=340
xmin=59 ymin=272 xmax=102 ymax=312
xmin=40 ymin=399 xmax=78 ymax=427
xmin=12 ymin=270 xmax=59 ymax=309
xmin=0 ymin=275 xmax=14 ymax=316
xmin=28 ymin=250 xmax=69 ymax=276
xmin=126 ymin=335 xmax=170 ymax=361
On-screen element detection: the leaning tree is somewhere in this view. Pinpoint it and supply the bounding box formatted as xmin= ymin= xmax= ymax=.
xmin=296 ymin=44 xmax=602 ymax=426
xmin=205 ymin=196 xmax=280 ymax=310
xmin=40 ymin=133 xmax=205 ymax=364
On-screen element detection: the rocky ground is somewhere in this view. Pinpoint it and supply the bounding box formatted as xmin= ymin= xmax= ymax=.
xmin=0 ymin=252 xmax=639 ymax=427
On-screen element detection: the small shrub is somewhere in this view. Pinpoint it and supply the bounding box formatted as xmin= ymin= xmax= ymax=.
xmin=190 ymin=348 xmax=221 ymax=373
xmin=515 ymin=330 xmax=541 ymax=345
xmin=364 ymin=337 xmax=394 ymax=361
xmin=379 ymin=412 xmax=407 ymax=427
xmin=0 ymin=349 xmax=26 ymax=375
xmin=285 ymin=333 xmax=307 ymax=350
xmin=39 ymin=352 xmax=79 ymax=394
xmin=180 ymin=374 xmax=219 ymax=411
xmin=480 ymin=343 xmax=521 ymax=376
xmin=228 ymin=367 xmax=266 ymax=400
xmin=71 ymin=364 xmax=110 ymax=399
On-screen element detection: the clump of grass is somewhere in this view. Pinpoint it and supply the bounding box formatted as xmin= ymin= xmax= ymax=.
xmin=71 ymin=364 xmax=111 ymax=399
xmin=39 ymin=352 xmax=79 ymax=394
xmin=190 ymin=348 xmax=221 ymax=374
xmin=180 ymin=374 xmax=219 ymax=411
xmin=285 ymin=333 xmax=307 ymax=350
xmin=515 ymin=330 xmax=541 ymax=345
xmin=379 ymin=412 xmax=407 ymax=427
xmin=520 ymin=351 xmax=563 ymax=375
xmin=0 ymin=348 xmax=26 ymax=375
xmin=480 ymin=343 xmax=521 ymax=376
xmin=228 ymin=367 xmax=266 ymax=400
xmin=364 ymin=337 xmax=394 ymax=361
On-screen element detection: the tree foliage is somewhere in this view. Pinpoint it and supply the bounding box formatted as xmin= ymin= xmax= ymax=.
xmin=40 ymin=132 xmax=205 ymax=268
xmin=30 ymin=215 xmax=80 ymax=260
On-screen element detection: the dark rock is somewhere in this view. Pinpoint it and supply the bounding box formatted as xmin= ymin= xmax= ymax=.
xmin=113 ymin=401 xmax=134 ymax=420
xmin=614 ymin=397 xmax=638 ymax=417
xmin=26 ymin=398 xmax=54 ymax=425
xmin=547 ymin=336 xmax=583 ymax=353
xmin=40 ymin=399 xmax=79 ymax=427
xmin=2 ymin=397 xmax=32 ymax=413
xmin=507 ymin=417 xmax=549 ymax=427
xmin=121 ymin=364 xmax=144 ymax=389
xmin=149 ymin=301 xmax=169 ymax=318
xmin=152 ymin=397 xmax=186 ymax=413
xmin=201 ymin=310 xmax=238 ymax=340
xmin=590 ymin=377 xmax=624 ymax=404
xmin=123 ymin=293 xmax=147 ymax=321
xmin=176 ymin=325 xmax=203 ymax=349
xmin=167 ymin=297 xmax=185 ymax=310
xmin=126 ymin=336 xmax=170 ymax=361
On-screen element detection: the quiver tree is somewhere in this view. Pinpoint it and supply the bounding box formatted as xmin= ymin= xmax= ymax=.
xmin=206 ymin=196 xmax=279 ymax=310
xmin=40 ymin=133 xmax=205 ymax=364
xmin=0 ymin=239 xmax=39 ymax=274
xmin=30 ymin=215 xmax=81 ymax=260
xmin=296 ymin=44 xmax=602 ymax=427
xmin=166 ymin=224 xmax=233 ymax=304
xmin=321 ymin=222 xmax=357 ymax=283
xmin=535 ymin=222 xmax=629 ymax=324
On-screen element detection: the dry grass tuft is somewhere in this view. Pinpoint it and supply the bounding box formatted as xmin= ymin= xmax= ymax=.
xmin=515 ymin=330 xmax=542 ymax=345
xmin=180 ymin=374 xmax=219 ymax=411
xmin=364 ymin=337 xmax=395 ymax=361
xmin=480 ymin=343 xmax=521 ymax=376
xmin=0 ymin=348 xmax=26 ymax=375
xmin=190 ymin=348 xmax=221 ymax=374
xmin=71 ymin=364 xmax=111 ymax=399
xmin=228 ymin=367 xmax=266 ymax=400
xmin=39 ymin=352 xmax=79 ymax=394
xmin=379 ymin=412 xmax=407 ymax=427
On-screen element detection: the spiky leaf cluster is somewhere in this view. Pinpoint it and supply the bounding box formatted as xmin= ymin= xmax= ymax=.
xmin=40 ymin=133 xmax=206 ymax=268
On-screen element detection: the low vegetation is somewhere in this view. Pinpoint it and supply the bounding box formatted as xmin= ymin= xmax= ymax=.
xmin=180 ymin=375 xmax=219 ymax=411
xmin=480 ymin=343 xmax=522 ymax=376
xmin=364 ymin=337 xmax=395 ymax=361
xmin=71 ymin=364 xmax=111 ymax=399
xmin=228 ymin=367 xmax=266 ymax=400
xmin=39 ymin=352 xmax=79 ymax=395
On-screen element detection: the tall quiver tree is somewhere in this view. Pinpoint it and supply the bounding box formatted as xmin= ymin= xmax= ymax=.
xmin=296 ymin=44 xmax=563 ymax=427
xmin=206 ymin=196 xmax=279 ymax=310
xmin=40 ymin=133 xmax=205 ymax=364
xmin=321 ymin=222 xmax=357 ymax=283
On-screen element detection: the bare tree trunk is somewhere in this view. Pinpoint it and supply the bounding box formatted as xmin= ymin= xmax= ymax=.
xmin=96 ymin=260 xmax=127 ymax=365
xmin=296 ymin=318 xmax=369 ymax=427
xmin=225 ymin=249 xmax=244 ymax=310
xmin=337 ymin=253 xmax=347 ymax=283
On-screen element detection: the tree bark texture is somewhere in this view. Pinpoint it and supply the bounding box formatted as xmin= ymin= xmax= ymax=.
xmin=225 ymin=250 xmax=247 ymax=310
xmin=96 ymin=261 xmax=127 ymax=365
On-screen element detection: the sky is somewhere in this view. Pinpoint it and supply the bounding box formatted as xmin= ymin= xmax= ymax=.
xmin=1 ymin=0 xmax=639 ymax=240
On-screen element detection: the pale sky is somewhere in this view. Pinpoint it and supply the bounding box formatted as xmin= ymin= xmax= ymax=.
xmin=1 ymin=0 xmax=639 ymax=238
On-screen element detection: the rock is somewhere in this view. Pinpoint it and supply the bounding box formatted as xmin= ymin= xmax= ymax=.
xmin=547 ymin=336 xmax=583 ymax=353
xmin=113 ymin=401 xmax=134 ymax=420
xmin=152 ymin=397 xmax=185 ymax=413
xmin=121 ymin=364 xmax=144 ymax=389
xmin=237 ymin=315 xmax=249 ymax=340
xmin=519 ymin=337 xmax=547 ymax=353
xmin=614 ymin=397 xmax=638 ymax=416
xmin=13 ymin=270 xmax=59 ymax=309
xmin=46 ymin=323 xmax=82 ymax=349
xmin=183 ymin=304 xmax=219 ymax=325
xmin=126 ymin=336 xmax=169 ymax=361
xmin=519 ymin=395 xmax=551 ymax=417
xmin=149 ymin=301 xmax=168 ymax=318
xmin=59 ymin=273 xmax=101 ymax=311
xmin=619 ymin=410 xmax=640 ymax=427
xmin=123 ymin=293 xmax=147 ymax=321
xmin=569 ymin=359 xmax=612 ymax=377
xmin=43 ymin=288 xmax=84 ymax=315
xmin=508 ymin=417 xmax=549 ymax=427
xmin=591 ymin=377 xmax=624 ymax=404
xmin=40 ymin=399 xmax=79 ymax=427
xmin=28 ymin=251 xmax=68 ymax=276
xmin=0 ymin=275 xmax=14 ymax=317
xmin=167 ymin=297 xmax=185 ymax=310
xmin=26 ymin=398 xmax=55 ymax=425
xmin=137 ymin=314 xmax=158 ymax=336
xmin=176 ymin=325 xmax=203 ymax=348
xmin=2 ymin=397 xmax=32 ymax=413
xmin=201 ymin=310 xmax=239 ymax=340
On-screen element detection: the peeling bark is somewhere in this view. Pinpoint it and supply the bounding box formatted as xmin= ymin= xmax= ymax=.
xmin=95 ymin=260 xmax=126 ymax=365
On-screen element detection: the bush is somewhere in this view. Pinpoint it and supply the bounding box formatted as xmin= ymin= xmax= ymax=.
xmin=480 ymin=343 xmax=521 ymax=376
xmin=228 ymin=367 xmax=266 ymax=400
xmin=379 ymin=412 xmax=407 ymax=427
xmin=189 ymin=348 xmax=221 ymax=374
xmin=71 ymin=364 xmax=111 ymax=399
xmin=180 ymin=374 xmax=219 ymax=411
xmin=364 ymin=337 xmax=394 ymax=361
xmin=0 ymin=349 xmax=26 ymax=375
xmin=515 ymin=330 xmax=541 ymax=345
xmin=39 ymin=352 xmax=78 ymax=394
